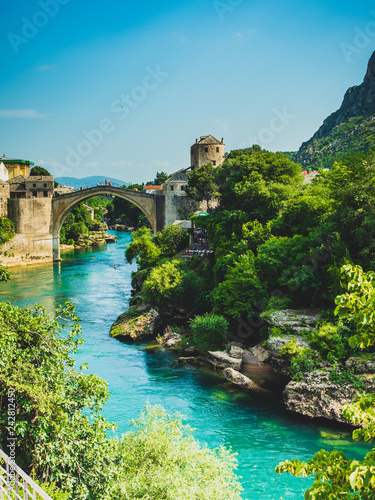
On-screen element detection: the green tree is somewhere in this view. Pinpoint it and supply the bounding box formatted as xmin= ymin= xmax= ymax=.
xmin=335 ymin=264 xmax=375 ymax=348
xmin=154 ymin=171 xmax=169 ymax=185
xmin=112 ymin=404 xmax=244 ymax=500
xmin=153 ymin=224 xmax=189 ymax=255
xmin=0 ymin=302 xmax=117 ymax=499
xmin=213 ymin=252 xmax=266 ymax=320
xmin=216 ymin=145 xmax=302 ymax=223
xmin=318 ymin=153 xmax=375 ymax=269
xmin=186 ymin=163 xmax=219 ymax=210
xmin=125 ymin=227 xmax=161 ymax=266
xmin=30 ymin=166 xmax=52 ymax=176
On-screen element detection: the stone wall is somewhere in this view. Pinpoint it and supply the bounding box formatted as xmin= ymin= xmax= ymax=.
xmin=0 ymin=233 xmax=53 ymax=266
xmin=0 ymin=184 xmax=10 ymax=217
xmin=8 ymin=198 xmax=52 ymax=234
xmin=164 ymin=192 xmax=198 ymax=226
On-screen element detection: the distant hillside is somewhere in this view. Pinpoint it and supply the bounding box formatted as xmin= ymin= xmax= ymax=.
xmin=294 ymin=51 xmax=375 ymax=168
xmin=55 ymin=176 xmax=129 ymax=189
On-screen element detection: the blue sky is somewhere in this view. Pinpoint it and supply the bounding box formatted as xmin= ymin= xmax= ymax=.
xmin=1 ymin=0 xmax=375 ymax=183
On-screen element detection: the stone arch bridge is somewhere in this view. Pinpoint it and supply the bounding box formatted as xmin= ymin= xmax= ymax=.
xmin=6 ymin=186 xmax=166 ymax=262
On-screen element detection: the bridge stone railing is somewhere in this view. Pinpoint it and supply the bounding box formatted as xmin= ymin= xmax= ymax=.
xmin=0 ymin=449 xmax=52 ymax=500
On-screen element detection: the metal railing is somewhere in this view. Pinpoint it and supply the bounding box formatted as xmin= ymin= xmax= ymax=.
xmin=0 ymin=449 xmax=52 ymax=500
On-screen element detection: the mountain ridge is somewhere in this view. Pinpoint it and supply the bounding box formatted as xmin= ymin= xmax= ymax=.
xmin=293 ymin=51 xmax=375 ymax=168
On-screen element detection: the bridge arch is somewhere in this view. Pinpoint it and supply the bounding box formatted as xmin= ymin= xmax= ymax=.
xmin=51 ymin=186 xmax=159 ymax=260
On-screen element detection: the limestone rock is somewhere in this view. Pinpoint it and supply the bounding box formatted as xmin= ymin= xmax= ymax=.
xmin=178 ymin=356 xmax=204 ymax=367
xmin=164 ymin=333 xmax=182 ymax=348
xmin=110 ymin=308 xmax=159 ymax=341
xmin=263 ymin=309 xmax=320 ymax=335
xmin=250 ymin=344 xmax=270 ymax=363
xmin=229 ymin=345 xmax=245 ymax=359
xmin=223 ymin=368 xmax=268 ymax=393
xmin=266 ymin=335 xmax=310 ymax=357
xmin=345 ymin=355 xmax=375 ymax=374
xmin=206 ymin=351 xmax=242 ymax=370
xmin=283 ymin=370 xmax=374 ymax=425
xmin=182 ymin=346 xmax=200 ymax=356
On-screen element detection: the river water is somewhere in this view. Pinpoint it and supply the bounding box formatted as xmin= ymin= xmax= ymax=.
xmin=0 ymin=231 xmax=371 ymax=499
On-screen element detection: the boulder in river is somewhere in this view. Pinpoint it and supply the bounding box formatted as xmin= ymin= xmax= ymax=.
xmin=110 ymin=307 xmax=159 ymax=341
xmin=223 ymin=368 xmax=268 ymax=393
xmin=206 ymin=351 xmax=242 ymax=370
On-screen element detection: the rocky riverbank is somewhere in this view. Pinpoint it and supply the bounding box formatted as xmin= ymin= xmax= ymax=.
xmin=109 ymin=304 xmax=375 ymax=428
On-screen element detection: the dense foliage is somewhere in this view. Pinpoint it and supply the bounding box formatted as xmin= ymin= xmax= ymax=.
xmin=0 ymin=265 xmax=10 ymax=281
xmin=125 ymin=146 xmax=375 ymax=498
xmin=60 ymin=202 xmax=102 ymax=245
xmin=0 ymin=217 xmax=15 ymax=245
xmin=0 ymin=302 xmax=244 ymax=499
xmin=112 ymin=404 xmax=243 ymax=500
xmin=186 ymin=163 xmax=219 ymax=209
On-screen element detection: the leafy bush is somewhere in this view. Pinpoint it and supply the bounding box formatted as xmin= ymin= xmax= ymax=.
xmin=305 ymin=322 xmax=350 ymax=361
xmin=125 ymin=227 xmax=161 ymax=266
xmin=0 ymin=265 xmax=10 ymax=282
xmin=112 ymin=404 xmax=243 ymax=500
xmin=142 ymin=260 xmax=183 ymax=306
xmin=189 ymin=313 xmax=229 ymax=350
xmin=280 ymin=340 xmax=320 ymax=381
xmin=153 ymin=224 xmax=189 ymax=255
xmin=213 ymin=252 xmax=266 ymax=320
xmin=142 ymin=260 xmax=205 ymax=311
xmin=0 ymin=217 xmax=14 ymax=245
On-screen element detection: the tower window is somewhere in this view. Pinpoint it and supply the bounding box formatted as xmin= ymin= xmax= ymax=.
xmin=33 ymin=183 xmax=36 ymax=188
xmin=216 ymin=147 xmax=219 ymax=152
xmin=205 ymin=147 xmax=208 ymax=152
xmin=32 ymin=191 xmax=37 ymax=197
xmin=43 ymin=183 xmax=47 ymax=187
xmin=212 ymin=160 xmax=216 ymax=166
xmin=181 ymin=185 xmax=185 ymax=191
xmin=43 ymin=191 xmax=48 ymax=197
xmin=170 ymin=185 xmax=174 ymax=191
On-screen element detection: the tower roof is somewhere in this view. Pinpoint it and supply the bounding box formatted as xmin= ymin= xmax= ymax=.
xmin=193 ymin=135 xmax=223 ymax=145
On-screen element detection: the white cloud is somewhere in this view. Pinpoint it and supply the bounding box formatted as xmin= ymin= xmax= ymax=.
xmin=0 ymin=109 xmax=48 ymax=119
xmin=109 ymin=160 xmax=133 ymax=167
xmin=38 ymin=65 xmax=57 ymax=71
xmin=38 ymin=158 xmax=65 ymax=168
xmin=236 ymin=29 xmax=256 ymax=38
xmin=151 ymin=161 xmax=170 ymax=168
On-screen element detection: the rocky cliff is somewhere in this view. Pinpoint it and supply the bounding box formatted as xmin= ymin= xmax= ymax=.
xmin=293 ymin=51 xmax=375 ymax=168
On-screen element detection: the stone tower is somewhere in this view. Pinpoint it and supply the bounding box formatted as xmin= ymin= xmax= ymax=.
xmin=190 ymin=135 xmax=225 ymax=170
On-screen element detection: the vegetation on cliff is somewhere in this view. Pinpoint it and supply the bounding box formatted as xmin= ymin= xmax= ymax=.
xmin=293 ymin=115 xmax=375 ymax=170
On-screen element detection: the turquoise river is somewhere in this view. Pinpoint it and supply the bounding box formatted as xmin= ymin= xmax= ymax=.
xmin=0 ymin=231 xmax=371 ymax=499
